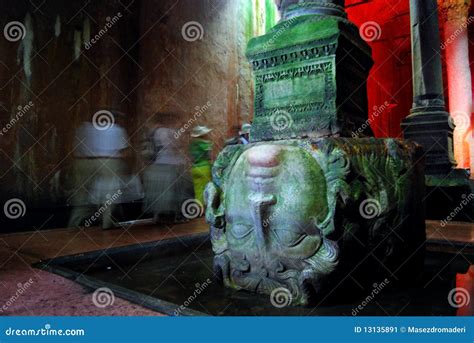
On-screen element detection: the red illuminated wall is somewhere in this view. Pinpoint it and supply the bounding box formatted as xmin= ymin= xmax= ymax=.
xmin=346 ymin=0 xmax=412 ymax=138
xmin=346 ymin=0 xmax=473 ymax=170
xmin=346 ymin=0 xmax=474 ymax=169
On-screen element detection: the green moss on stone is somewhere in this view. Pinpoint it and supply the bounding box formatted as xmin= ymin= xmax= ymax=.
xmin=247 ymin=17 xmax=340 ymax=55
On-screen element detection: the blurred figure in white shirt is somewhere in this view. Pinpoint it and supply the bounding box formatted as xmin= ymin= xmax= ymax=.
xmin=68 ymin=111 xmax=129 ymax=229
xmin=142 ymin=114 xmax=190 ymax=223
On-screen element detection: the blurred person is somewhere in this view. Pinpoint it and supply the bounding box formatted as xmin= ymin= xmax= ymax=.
xmin=142 ymin=115 xmax=190 ymax=223
xmin=225 ymin=122 xmax=251 ymax=146
xmin=239 ymin=122 xmax=251 ymax=144
xmin=67 ymin=111 xmax=129 ymax=230
xmin=190 ymin=125 xmax=213 ymax=206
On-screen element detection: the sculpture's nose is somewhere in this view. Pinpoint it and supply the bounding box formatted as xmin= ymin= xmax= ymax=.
xmin=246 ymin=145 xmax=281 ymax=254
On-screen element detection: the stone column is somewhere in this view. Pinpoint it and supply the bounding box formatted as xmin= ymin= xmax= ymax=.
xmin=401 ymin=0 xmax=458 ymax=176
xmin=438 ymin=0 xmax=472 ymax=171
xmin=275 ymin=0 xmax=346 ymax=20
xmin=249 ymin=0 xmax=373 ymax=141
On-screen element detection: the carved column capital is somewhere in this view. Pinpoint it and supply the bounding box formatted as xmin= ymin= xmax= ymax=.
xmin=438 ymin=0 xmax=471 ymax=23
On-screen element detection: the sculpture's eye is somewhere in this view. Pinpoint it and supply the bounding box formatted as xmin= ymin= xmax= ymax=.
xmin=230 ymin=223 xmax=253 ymax=239
xmin=272 ymin=229 xmax=306 ymax=247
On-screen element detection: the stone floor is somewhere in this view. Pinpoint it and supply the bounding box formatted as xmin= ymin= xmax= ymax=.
xmin=0 ymin=219 xmax=208 ymax=316
xmin=0 ymin=219 xmax=471 ymax=316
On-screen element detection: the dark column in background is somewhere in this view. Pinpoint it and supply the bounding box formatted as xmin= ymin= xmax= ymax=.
xmin=401 ymin=0 xmax=463 ymax=180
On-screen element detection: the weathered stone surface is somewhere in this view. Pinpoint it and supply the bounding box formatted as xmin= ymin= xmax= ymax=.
xmin=206 ymin=138 xmax=426 ymax=305
xmin=246 ymin=3 xmax=373 ymax=141
xmin=0 ymin=0 xmax=135 ymax=208
xmin=138 ymin=0 xmax=264 ymax=151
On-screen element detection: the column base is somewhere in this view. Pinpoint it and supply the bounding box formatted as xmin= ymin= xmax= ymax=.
xmin=425 ymin=168 xmax=470 ymax=188
xmin=401 ymin=107 xmax=457 ymax=175
xmin=424 ymin=174 xmax=473 ymax=221
xmin=407 ymin=111 xmax=473 ymax=219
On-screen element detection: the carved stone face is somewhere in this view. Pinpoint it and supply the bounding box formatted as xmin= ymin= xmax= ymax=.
xmin=208 ymin=138 xmax=425 ymax=307
xmin=222 ymin=144 xmax=329 ymax=298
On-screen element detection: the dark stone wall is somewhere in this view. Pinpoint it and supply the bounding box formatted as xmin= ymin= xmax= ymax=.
xmin=136 ymin=0 xmax=256 ymax=154
xmin=0 ymin=0 xmax=264 ymax=231
xmin=0 ymin=0 xmax=139 ymax=229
